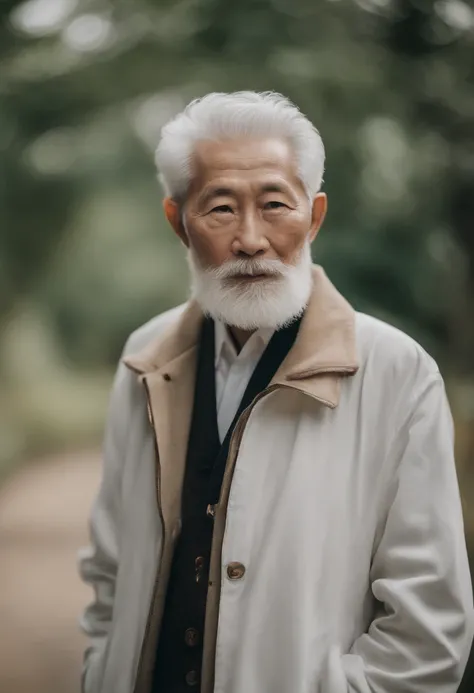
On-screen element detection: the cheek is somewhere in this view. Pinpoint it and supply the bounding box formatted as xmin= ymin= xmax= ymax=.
xmin=269 ymin=214 xmax=311 ymax=258
xmin=187 ymin=221 xmax=232 ymax=265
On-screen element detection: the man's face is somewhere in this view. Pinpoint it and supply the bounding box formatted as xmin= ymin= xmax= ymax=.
xmin=164 ymin=137 xmax=327 ymax=330
xmin=180 ymin=137 xmax=324 ymax=270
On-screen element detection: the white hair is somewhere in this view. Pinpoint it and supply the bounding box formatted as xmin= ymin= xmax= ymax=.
xmin=155 ymin=91 xmax=325 ymax=201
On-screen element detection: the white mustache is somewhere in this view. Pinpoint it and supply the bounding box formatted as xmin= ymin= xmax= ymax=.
xmin=211 ymin=258 xmax=288 ymax=280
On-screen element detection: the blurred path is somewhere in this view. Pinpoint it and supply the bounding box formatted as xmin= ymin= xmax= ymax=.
xmin=0 ymin=450 xmax=101 ymax=693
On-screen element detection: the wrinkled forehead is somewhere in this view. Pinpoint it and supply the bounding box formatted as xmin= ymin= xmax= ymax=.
xmin=188 ymin=137 xmax=303 ymax=194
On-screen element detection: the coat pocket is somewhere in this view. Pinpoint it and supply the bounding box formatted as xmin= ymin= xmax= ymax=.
xmin=319 ymin=645 xmax=371 ymax=693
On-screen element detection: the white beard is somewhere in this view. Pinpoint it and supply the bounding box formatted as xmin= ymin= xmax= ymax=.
xmin=186 ymin=242 xmax=313 ymax=330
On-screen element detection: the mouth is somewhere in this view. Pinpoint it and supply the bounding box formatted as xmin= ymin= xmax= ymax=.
xmin=227 ymin=273 xmax=279 ymax=283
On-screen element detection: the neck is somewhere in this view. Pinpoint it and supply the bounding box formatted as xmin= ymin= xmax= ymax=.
xmin=228 ymin=326 xmax=255 ymax=351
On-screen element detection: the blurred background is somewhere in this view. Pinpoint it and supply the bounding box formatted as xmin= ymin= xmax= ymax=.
xmin=1 ymin=0 xmax=473 ymax=690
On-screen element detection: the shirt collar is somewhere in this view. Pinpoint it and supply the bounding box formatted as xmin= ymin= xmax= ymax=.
xmin=214 ymin=319 xmax=273 ymax=367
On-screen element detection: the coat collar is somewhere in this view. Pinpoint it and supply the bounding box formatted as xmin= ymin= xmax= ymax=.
xmin=123 ymin=265 xmax=359 ymax=408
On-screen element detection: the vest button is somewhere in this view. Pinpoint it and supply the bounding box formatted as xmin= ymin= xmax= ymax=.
xmin=226 ymin=561 xmax=246 ymax=580
xmin=206 ymin=503 xmax=217 ymax=519
xmin=195 ymin=556 xmax=205 ymax=583
xmin=185 ymin=670 xmax=199 ymax=686
xmin=184 ymin=627 xmax=200 ymax=647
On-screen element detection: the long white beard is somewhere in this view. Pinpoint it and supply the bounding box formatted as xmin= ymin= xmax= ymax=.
xmin=187 ymin=242 xmax=313 ymax=330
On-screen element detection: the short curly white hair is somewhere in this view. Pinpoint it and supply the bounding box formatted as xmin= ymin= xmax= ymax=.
xmin=155 ymin=91 xmax=325 ymax=202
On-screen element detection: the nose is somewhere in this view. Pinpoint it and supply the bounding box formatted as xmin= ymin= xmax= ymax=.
xmin=231 ymin=214 xmax=270 ymax=258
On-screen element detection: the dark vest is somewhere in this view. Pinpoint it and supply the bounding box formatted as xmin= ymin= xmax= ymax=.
xmin=152 ymin=315 xmax=301 ymax=692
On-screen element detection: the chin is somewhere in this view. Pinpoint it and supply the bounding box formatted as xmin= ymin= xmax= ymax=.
xmin=200 ymin=279 xmax=310 ymax=331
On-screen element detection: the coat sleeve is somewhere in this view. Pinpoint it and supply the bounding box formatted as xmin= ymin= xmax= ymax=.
xmin=340 ymin=373 xmax=474 ymax=693
xmin=77 ymin=355 xmax=131 ymax=693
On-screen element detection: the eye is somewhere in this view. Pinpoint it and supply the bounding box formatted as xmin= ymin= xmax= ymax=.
xmin=264 ymin=201 xmax=287 ymax=210
xmin=211 ymin=204 xmax=233 ymax=214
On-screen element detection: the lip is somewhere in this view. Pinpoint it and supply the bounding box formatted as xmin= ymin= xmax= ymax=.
xmin=228 ymin=273 xmax=276 ymax=282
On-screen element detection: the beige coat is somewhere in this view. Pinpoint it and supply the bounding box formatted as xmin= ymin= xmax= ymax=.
xmin=79 ymin=266 xmax=473 ymax=693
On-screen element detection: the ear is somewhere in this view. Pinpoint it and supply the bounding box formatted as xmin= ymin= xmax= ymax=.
xmin=163 ymin=197 xmax=189 ymax=247
xmin=308 ymin=193 xmax=327 ymax=243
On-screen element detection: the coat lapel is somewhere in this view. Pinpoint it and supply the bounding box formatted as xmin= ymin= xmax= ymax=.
xmin=143 ymin=350 xmax=197 ymax=529
xmin=271 ymin=265 xmax=359 ymax=407
xmin=124 ymin=300 xmax=203 ymax=528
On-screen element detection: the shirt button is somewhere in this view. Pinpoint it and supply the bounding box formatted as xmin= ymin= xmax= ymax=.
xmin=184 ymin=627 xmax=200 ymax=647
xmin=185 ymin=670 xmax=199 ymax=686
xmin=226 ymin=561 xmax=246 ymax=580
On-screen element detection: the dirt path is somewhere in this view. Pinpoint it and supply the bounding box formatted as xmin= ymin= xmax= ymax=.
xmin=0 ymin=450 xmax=101 ymax=693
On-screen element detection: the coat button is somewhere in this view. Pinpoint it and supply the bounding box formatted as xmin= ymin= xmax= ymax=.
xmin=185 ymin=670 xmax=199 ymax=686
xmin=226 ymin=561 xmax=246 ymax=580
xmin=184 ymin=627 xmax=200 ymax=647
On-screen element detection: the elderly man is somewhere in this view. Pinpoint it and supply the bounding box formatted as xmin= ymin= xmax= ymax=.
xmin=79 ymin=91 xmax=473 ymax=693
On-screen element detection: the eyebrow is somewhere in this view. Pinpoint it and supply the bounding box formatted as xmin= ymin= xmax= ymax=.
xmin=199 ymin=187 xmax=234 ymax=207
xmin=260 ymin=183 xmax=291 ymax=195
xmin=260 ymin=183 xmax=299 ymax=206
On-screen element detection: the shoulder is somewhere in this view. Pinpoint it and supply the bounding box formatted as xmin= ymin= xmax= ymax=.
xmin=109 ymin=303 xmax=188 ymax=416
xmin=123 ymin=303 xmax=188 ymax=357
xmin=354 ymin=312 xmax=441 ymax=393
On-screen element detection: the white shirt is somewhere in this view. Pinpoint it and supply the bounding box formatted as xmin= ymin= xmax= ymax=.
xmin=214 ymin=320 xmax=273 ymax=442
